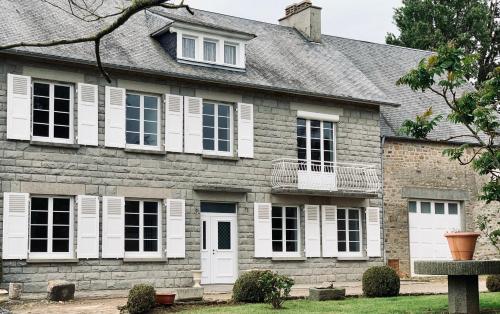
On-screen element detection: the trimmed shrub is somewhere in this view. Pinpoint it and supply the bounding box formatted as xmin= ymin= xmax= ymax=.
xmin=486 ymin=275 xmax=500 ymax=292
xmin=126 ymin=284 xmax=156 ymax=314
xmin=233 ymin=270 xmax=271 ymax=303
xmin=259 ymin=271 xmax=294 ymax=309
xmin=362 ymin=266 xmax=400 ymax=297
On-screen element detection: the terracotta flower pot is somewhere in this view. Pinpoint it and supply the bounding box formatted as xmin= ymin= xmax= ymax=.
xmin=155 ymin=293 xmax=176 ymax=305
xmin=444 ymin=232 xmax=480 ymax=261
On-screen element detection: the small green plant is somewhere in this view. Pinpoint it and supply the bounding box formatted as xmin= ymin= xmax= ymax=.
xmin=362 ymin=266 xmax=400 ymax=297
xmin=399 ymin=107 xmax=443 ymax=139
xmin=486 ymin=274 xmax=500 ymax=292
xmin=233 ymin=270 xmax=271 ymax=303
xmin=259 ymin=271 xmax=294 ymax=309
xmin=126 ymin=284 xmax=156 ymax=314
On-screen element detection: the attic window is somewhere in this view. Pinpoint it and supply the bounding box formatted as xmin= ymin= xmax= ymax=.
xmin=182 ymin=36 xmax=196 ymax=59
xmin=203 ymin=39 xmax=217 ymax=62
xmin=224 ymin=43 xmax=237 ymax=65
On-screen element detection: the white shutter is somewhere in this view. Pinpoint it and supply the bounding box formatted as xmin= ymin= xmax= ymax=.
xmin=321 ymin=205 xmax=338 ymax=257
xmin=104 ymin=86 xmax=125 ymax=148
xmin=6 ymin=74 xmax=31 ymax=140
xmin=366 ymin=207 xmax=382 ymax=257
xmin=77 ymin=83 xmax=99 ymax=146
xmin=166 ymin=199 xmax=185 ymax=258
xmin=254 ymin=203 xmax=272 ymax=258
xmin=76 ymin=195 xmax=100 ymax=258
xmin=183 ymin=96 xmax=202 ymax=154
xmin=165 ymin=94 xmax=184 ymax=152
xmin=102 ymin=196 xmax=124 ymax=258
xmin=305 ymin=205 xmax=321 ymax=257
xmin=237 ymin=103 xmax=254 ymax=158
xmin=2 ymin=193 xmax=29 ymax=259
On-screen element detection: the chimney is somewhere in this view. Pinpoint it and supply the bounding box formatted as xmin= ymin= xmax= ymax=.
xmin=279 ymin=0 xmax=322 ymax=43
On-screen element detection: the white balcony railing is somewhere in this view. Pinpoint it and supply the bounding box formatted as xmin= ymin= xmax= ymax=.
xmin=271 ymin=159 xmax=381 ymax=193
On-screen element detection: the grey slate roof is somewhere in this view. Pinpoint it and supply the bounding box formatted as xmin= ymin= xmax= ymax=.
xmin=0 ymin=0 xmax=470 ymax=142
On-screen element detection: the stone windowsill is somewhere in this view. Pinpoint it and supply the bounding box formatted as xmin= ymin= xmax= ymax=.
xmin=337 ymin=256 xmax=370 ymax=261
xmin=123 ymin=258 xmax=166 ymax=263
xmin=27 ymin=258 xmax=79 ymax=263
xmin=271 ymin=256 xmax=307 ymax=262
xmin=202 ymin=154 xmax=239 ymax=161
xmin=124 ymin=148 xmax=166 ymax=155
xmin=30 ymin=140 xmax=80 ymax=149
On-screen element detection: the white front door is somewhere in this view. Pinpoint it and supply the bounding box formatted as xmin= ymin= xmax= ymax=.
xmin=409 ymin=200 xmax=462 ymax=275
xmin=201 ymin=213 xmax=238 ymax=284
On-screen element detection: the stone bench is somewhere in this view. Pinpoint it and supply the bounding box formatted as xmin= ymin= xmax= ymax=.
xmin=414 ymin=260 xmax=500 ymax=314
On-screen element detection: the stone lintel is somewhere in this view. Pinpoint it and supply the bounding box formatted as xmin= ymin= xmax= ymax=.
xmin=193 ymin=185 xmax=251 ymax=193
xmin=21 ymin=182 xmax=85 ymax=196
xmin=402 ymin=187 xmax=469 ymax=201
xmin=116 ymin=186 xmax=171 ymax=199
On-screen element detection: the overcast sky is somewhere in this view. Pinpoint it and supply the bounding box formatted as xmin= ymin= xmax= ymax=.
xmin=186 ymin=0 xmax=403 ymax=44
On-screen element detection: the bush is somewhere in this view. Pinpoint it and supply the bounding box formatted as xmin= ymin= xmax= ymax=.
xmin=259 ymin=271 xmax=294 ymax=309
xmin=487 ymin=275 xmax=500 ymax=292
xmin=362 ymin=266 xmax=400 ymax=297
xmin=126 ymin=284 xmax=156 ymax=314
xmin=233 ymin=270 xmax=271 ymax=303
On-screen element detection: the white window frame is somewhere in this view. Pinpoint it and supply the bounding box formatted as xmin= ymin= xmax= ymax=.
xmin=182 ymin=35 xmax=197 ymax=60
xmin=31 ymin=81 xmax=74 ymax=144
xmin=223 ymin=42 xmax=239 ymax=66
xmin=408 ymin=200 xmax=461 ymax=216
xmin=29 ymin=195 xmax=74 ymax=260
xmin=297 ymin=118 xmax=337 ymax=172
xmin=203 ymin=38 xmax=219 ymax=63
xmin=124 ymin=199 xmax=162 ymax=259
xmin=202 ymin=102 xmax=233 ymax=157
xmin=337 ymin=208 xmax=363 ymax=257
xmin=125 ymin=92 xmax=161 ymax=151
xmin=271 ymin=205 xmax=301 ymax=258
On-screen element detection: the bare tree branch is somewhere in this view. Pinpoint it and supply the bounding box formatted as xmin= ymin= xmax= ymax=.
xmin=0 ymin=0 xmax=193 ymax=82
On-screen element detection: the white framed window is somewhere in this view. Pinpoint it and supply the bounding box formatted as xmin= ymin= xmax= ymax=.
xmin=32 ymin=81 xmax=74 ymax=144
xmin=126 ymin=93 xmax=160 ymax=150
xmin=202 ymin=102 xmax=233 ymax=156
xmin=203 ymin=39 xmax=217 ymax=62
xmin=297 ymin=118 xmax=336 ymax=172
xmin=224 ymin=43 xmax=238 ymax=65
xmin=29 ymin=196 xmax=74 ymax=259
xmin=272 ymin=206 xmax=300 ymax=257
xmin=408 ymin=200 xmax=460 ymax=215
xmin=125 ymin=200 xmax=162 ymax=258
xmin=337 ymin=208 xmax=362 ymax=257
xmin=182 ymin=36 xmax=196 ymax=59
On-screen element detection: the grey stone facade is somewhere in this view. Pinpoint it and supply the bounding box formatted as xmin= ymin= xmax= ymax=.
xmin=0 ymin=57 xmax=383 ymax=293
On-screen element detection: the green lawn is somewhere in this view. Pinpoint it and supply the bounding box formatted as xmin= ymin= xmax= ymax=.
xmin=170 ymin=292 xmax=500 ymax=314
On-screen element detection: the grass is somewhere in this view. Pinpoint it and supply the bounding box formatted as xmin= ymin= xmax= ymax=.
xmin=164 ymin=292 xmax=500 ymax=314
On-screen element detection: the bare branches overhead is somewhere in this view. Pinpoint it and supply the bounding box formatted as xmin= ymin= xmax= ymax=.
xmin=0 ymin=0 xmax=193 ymax=82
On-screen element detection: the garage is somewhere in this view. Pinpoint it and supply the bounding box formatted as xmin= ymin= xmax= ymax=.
xmin=408 ymin=200 xmax=462 ymax=275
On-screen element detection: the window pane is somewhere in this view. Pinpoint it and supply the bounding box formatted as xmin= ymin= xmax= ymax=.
xmin=448 ymin=203 xmax=458 ymax=215
xmin=202 ymin=221 xmax=207 ymax=250
xmin=272 ymin=229 xmax=283 ymax=241
xmin=218 ymin=222 xmax=231 ymax=250
xmin=53 ymin=226 xmax=69 ymax=238
xmin=298 ymin=149 xmax=306 ymax=161
xmin=33 ymin=124 xmax=49 ymax=137
xmin=53 ymin=239 xmax=69 ymax=252
xmin=272 ymin=241 xmax=283 ymax=252
xmin=144 ymin=240 xmax=157 ymax=252
xmin=204 ymin=41 xmax=217 ymax=62
xmin=31 ymin=211 xmax=48 ymax=224
xmin=272 ymin=218 xmax=282 ymax=229
xmin=126 ymin=107 xmax=140 ymax=120
xmin=144 ymin=202 xmax=158 ymax=214
xmin=224 ymin=44 xmax=236 ymax=65
xmin=203 ymin=115 xmax=215 ymax=127
xmin=125 ymin=227 xmax=139 ymax=239
xmin=34 ymin=96 xmax=49 ymax=110
xmin=218 ymin=128 xmax=229 ymax=140
xmin=203 ymin=127 xmax=215 ymax=139
xmin=54 ymin=126 xmax=70 ymax=139
xmin=218 ymin=116 xmax=229 ymax=128
xmin=125 ymin=213 xmax=139 ymax=226
xmin=53 ymin=198 xmax=70 ymax=211
xmin=54 ymin=85 xmax=70 ymax=99
xmin=349 ymin=230 xmax=360 ymax=242
xmin=144 ymin=121 xmax=157 ymax=134
xmin=32 ymin=198 xmax=48 ymax=210
xmin=126 ymin=120 xmax=140 ymax=132
xmin=218 ymin=140 xmax=229 ymax=152
xmin=338 ymin=230 xmax=346 ymax=241
xmin=286 ymin=218 xmax=297 ymax=229
xmin=311 ymin=150 xmax=321 ymax=161
xmin=348 ymin=220 xmax=359 ymax=231
xmin=53 ymin=212 xmax=69 ymax=225
xmin=34 ymin=83 xmax=49 ymax=97
xmin=144 ymin=227 xmax=158 ymax=239
xmin=219 ymin=105 xmax=230 ymax=117
xmin=144 ymin=215 xmax=158 ymax=227
xmin=421 ymin=202 xmax=431 ymax=214
xmin=349 ymin=241 xmax=360 ymax=252
xmin=286 ymin=241 xmax=297 ymax=252
xmin=338 ymin=241 xmax=346 ymax=252
xmin=311 ymin=138 xmax=320 ymax=150
xmin=337 ymin=220 xmax=346 ymax=231
xmin=408 ymin=201 xmax=417 ymax=213
xmin=126 ymin=132 xmax=140 ymax=145
xmin=203 ymin=139 xmax=214 ymax=150
xmin=272 ymin=207 xmax=282 ymax=217
xmin=324 ymin=150 xmax=334 ymax=162
xmin=182 ymin=37 xmax=196 ymax=59
xmin=125 ymin=240 xmax=139 ymax=252
xmin=286 ymin=230 xmax=297 ymax=241
xmin=297 ymin=137 xmax=306 ymax=149
xmin=203 ymin=103 xmax=214 ymax=115
xmin=143 ymin=134 xmax=157 ymax=146
xmin=54 ymin=112 xmax=69 ymax=126
xmin=311 ymin=127 xmax=320 ymax=139
xmin=286 ymin=207 xmax=297 ymax=218
xmin=311 ymin=120 xmax=320 ymax=127
xmin=33 ymin=110 xmax=49 ymax=123
xmin=54 ymin=99 xmax=70 ymax=112
xmin=348 ymin=209 xmax=359 ymax=220
xmin=337 ymin=209 xmax=345 ymax=220
xmin=30 ymin=240 xmax=48 ymax=252
xmin=144 ymin=96 xmax=157 ymax=109
xmin=144 ymin=109 xmax=157 ymax=122
xmin=435 ymin=203 xmax=445 ymax=214
xmin=31 ymin=226 xmax=48 ymax=238
xmin=125 ymin=201 xmax=140 ymax=213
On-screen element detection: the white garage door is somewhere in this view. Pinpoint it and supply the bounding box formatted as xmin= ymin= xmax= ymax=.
xmin=408 ymin=200 xmax=462 ymax=275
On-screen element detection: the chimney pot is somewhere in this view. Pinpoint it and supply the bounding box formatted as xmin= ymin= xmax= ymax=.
xmin=279 ymin=1 xmax=322 ymax=43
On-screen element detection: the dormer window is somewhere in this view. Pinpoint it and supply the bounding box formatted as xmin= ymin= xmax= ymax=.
xmin=224 ymin=43 xmax=237 ymax=65
xmin=203 ymin=39 xmax=217 ymax=62
xmin=182 ymin=36 xmax=196 ymax=59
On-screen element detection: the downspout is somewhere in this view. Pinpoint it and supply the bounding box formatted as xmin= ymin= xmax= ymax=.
xmin=380 ymin=135 xmax=387 ymax=264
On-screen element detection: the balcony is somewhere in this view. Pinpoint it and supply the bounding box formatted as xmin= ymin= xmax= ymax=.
xmin=271 ymin=159 xmax=381 ymax=196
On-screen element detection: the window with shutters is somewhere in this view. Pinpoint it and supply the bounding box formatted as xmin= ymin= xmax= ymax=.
xmin=32 ymin=81 xmax=74 ymax=144
xmin=124 ymin=200 xmax=161 ymax=258
xmin=29 ymin=196 xmax=74 ymax=259
xmin=125 ymin=93 xmax=160 ymax=150
xmin=203 ymin=102 xmax=233 ymax=156
xmin=337 ymin=208 xmax=362 ymax=256
xmin=272 ymin=206 xmax=300 ymax=257
xmin=297 ymin=118 xmax=336 ymax=172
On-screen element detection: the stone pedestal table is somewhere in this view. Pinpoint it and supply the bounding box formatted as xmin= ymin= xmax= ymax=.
xmin=414 ymin=260 xmax=500 ymax=314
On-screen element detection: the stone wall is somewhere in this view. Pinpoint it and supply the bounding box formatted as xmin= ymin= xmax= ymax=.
xmin=383 ymin=138 xmax=499 ymax=277
xmin=0 ymin=57 xmax=383 ymax=292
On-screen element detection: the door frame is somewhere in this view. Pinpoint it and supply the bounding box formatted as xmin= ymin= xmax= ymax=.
xmin=200 ymin=211 xmax=238 ymax=284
